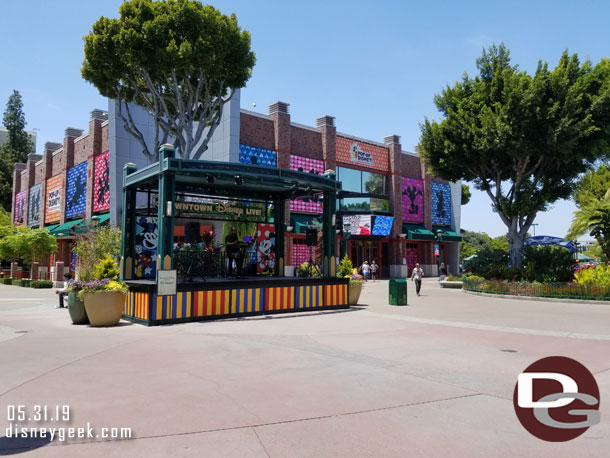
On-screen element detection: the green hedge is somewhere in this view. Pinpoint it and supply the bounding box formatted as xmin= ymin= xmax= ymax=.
xmin=2 ymin=278 xmax=12 ymax=285
xmin=12 ymin=279 xmax=32 ymax=287
xmin=30 ymin=280 xmax=53 ymax=289
xmin=463 ymin=278 xmax=610 ymax=301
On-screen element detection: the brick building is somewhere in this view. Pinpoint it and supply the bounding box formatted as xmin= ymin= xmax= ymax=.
xmin=12 ymin=92 xmax=461 ymax=279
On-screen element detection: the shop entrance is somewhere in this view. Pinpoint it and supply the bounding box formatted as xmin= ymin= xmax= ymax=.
xmin=349 ymin=240 xmax=383 ymax=277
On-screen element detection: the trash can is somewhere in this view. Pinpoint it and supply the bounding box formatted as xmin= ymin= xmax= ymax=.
xmin=389 ymin=279 xmax=408 ymax=305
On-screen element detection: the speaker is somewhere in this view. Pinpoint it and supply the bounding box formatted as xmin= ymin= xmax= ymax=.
xmin=185 ymin=222 xmax=201 ymax=243
xmin=305 ymin=227 xmax=318 ymax=247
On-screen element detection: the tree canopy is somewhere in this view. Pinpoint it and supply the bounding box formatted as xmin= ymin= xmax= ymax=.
xmin=419 ymin=44 xmax=610 ymax=267
xmin=82 ymin=0 xmax=256 ymax=162
xmin=461 ymin=183 xmax=471 ymax=205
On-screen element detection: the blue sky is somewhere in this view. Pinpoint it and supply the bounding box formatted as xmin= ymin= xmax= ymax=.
xmin=2 ymin=0 xmax=608 ymax=238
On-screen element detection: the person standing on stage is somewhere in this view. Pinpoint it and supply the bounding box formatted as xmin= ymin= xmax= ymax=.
xmin=411 ymin=262 xmax=424 ymax=296
xmin=225 ymin=226 xmax=240 ymax=277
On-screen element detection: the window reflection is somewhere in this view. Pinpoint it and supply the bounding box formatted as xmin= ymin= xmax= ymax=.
xmin=340 ymin=197 xmax=389 ymax=212
xmin=337 ymin=167 xmax=386 ymax=195
xmin=337 ymin=167 xmax=361 ymax=193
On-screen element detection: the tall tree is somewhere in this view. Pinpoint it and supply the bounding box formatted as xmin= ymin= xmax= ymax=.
xmin=419 ymin=44 xmax=610 ymax=267
xmin=82 ymin=0 xmax=256 ymax=162
xmin=2 ymin=90 xmax=34 ymax=163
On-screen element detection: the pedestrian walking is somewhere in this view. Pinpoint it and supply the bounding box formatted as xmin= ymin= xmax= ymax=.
xmin=411 ymin=263 xmax=424 ymax=296
xmin=361 ymin=261 xmax=370 ymax=281
xmin=370 ymin=260 xmax=378 ymax=281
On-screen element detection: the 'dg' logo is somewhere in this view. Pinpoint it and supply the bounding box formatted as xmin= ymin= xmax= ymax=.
xmin=513 ymin=356 xmax=600 ymax=442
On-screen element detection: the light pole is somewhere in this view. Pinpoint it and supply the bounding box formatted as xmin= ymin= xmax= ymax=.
xmin=531 ymin=223 xmax=538 ymax=236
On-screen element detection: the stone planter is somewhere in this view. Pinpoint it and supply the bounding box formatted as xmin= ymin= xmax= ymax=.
xmin=83 ymin=291 xmax=126 ymax=327
xmin=348 ymin=282 xmax=363 ymax=305
xmin=439 ymin=281 xmax=463 ymax=289
xmin=67 ymin=292 xmax=89 ymax=325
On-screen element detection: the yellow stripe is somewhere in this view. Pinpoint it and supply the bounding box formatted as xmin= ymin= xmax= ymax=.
xmin=176 ymin=294 xmax=182 ymax=319
xmin=247 ymin=289 xmax=252 ymax=313
xmin=156 ymin=296 xmax=162 ymax=320
xmin=198 ymin=291 xmax=204 ymax=316
xmin=231 ymin=290 xmax=236 ymax=314
xmin=206 ymin=291 xmax=212 ymax=316
xmin=255 ymin=288 xmax=260 ymax=311
xmin=319 ymin=286 xmax=323 ymax=307
xmin=240 ymin=289 xmax=245 ymax=313
xmin=186 ymin=292 xmax=191 ymax=318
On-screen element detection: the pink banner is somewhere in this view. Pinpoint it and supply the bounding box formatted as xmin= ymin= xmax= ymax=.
xmin=93 ymin=151 xmax=110 ymax=212
xmin=401 ymin=177 xmax=424 ymax=223
xmin=289 ymin=155 xmax=324 ymax=213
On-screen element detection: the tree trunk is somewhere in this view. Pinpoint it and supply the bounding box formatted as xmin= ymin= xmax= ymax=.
xmin=508 ymin=230 xmax=526 ymax=268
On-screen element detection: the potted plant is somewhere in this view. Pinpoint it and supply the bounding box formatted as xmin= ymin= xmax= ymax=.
xmin=338 ymin=255 xmax=364 ymax=305
xmin=66 ymin=280 xmax=89 ymax=325
xmin=79 ymin=256 xmax=128 ymax=327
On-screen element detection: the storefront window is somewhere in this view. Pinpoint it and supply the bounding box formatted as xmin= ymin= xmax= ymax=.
xmin=340 ymin=197 xmax=389 ymax=212
xmin=337 ymin=167 xmax=362 ymax=193
xmin=362 ymin=171 xmax=385 ymax=194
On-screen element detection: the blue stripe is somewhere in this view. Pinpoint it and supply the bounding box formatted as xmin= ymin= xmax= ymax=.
xmin=162 ymin=296 xmax=168 ymax=319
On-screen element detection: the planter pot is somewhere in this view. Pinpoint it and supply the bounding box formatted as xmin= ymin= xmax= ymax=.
xmin=348 ymin=282 xmax=363 ymax=305
xmin=439 ymin=281 xmax=463 ymax=289
xmin=83 ymin=291 xmax=126 ymax=327
xmin=67 ymin=292 xmax=89 ymax=325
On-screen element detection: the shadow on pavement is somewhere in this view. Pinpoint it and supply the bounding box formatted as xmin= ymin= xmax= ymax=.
xmin=0 ymin=434 xmax=51 ymax=455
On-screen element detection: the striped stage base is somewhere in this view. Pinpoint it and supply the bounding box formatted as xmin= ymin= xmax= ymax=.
xmin=123 ymin=280 xmax=349 ymax=325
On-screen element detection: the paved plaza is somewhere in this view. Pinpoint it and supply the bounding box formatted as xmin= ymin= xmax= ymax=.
xmin=0 ymin=279 xmax=609 ymax=457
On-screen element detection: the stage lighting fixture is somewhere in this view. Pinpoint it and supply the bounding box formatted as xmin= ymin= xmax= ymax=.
xmin=234 ymin=175 xmax=243 ymax=185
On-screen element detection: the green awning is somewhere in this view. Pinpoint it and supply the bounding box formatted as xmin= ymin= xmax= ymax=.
xmin=51 ymin=219 xmax=83 ymax=236
xmin=75 ymin=213 xmax=111 ymax=234
xmin=403 ymin=224 xmax=435 ymax=241
xmin=435 ymin=227 xmax=462 ymax=242
xmin=291 ymin=213 xmax=322 ymax=234
xmin=44 ymin=224 xmax=59 ymax=233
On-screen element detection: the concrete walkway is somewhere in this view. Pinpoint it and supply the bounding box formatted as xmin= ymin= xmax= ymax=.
xmin=0 ymin=281 xmax=609 ymax=457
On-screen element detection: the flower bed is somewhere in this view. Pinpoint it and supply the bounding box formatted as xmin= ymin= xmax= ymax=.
xmin=462 ymin=278 xmax=610 ymax=301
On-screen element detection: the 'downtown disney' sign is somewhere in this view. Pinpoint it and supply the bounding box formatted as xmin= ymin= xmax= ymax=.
xmin=155 ymin=197 xmax=265 ymax=220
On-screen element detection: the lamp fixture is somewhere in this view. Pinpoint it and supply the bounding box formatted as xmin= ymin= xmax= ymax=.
xmin=234 ymin=175 xmax=243 ymax=185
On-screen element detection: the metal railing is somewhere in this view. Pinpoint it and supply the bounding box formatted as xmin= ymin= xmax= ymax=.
xmin=463 ymin=278 xmax=610 ymax=301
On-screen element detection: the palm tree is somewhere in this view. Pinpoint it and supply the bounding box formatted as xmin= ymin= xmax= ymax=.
xmin=567 ymin=189 xmax=610 ymax=258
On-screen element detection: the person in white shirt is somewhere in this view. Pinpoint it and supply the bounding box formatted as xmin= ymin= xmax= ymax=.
xmin=411 ymin=263 xmax=424 ymax=296
xmin=55 ymin=273 xmax=73 ymax=308
xmin=361 ymin=261 xmax=370 ymax=281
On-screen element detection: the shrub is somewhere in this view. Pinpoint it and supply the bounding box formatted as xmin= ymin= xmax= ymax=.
xmin=31 ymin=280 xmax=53 ymax=288
xmin=73 ymin=226 xmax=121 ymax=282
xmin=94 ymin=255 xmax=120 ymax=281
xmin=446 ymin=274 xmax=462 ymax=281
xmin=574 ymin=264 xmax=610 ymax=285
xmin=20 ymin=279 xmax=31 ymax=287
xmin=12 ymin=279 xmax=22 ymax=287
xmin=337 ymin=255 xmax=354 ymax=278
xmin=2 ymin=278 xmax=12 ymax=285
xmin=296 ymin=262 xmax=322 ymax=278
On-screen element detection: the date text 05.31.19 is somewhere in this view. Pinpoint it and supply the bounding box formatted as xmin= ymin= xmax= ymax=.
xmin=7 ymin=405 xmax=70 ymax=422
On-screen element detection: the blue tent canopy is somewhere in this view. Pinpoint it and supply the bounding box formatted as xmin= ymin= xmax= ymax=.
xmin=524 ymin=235 xmax=575 ymax=252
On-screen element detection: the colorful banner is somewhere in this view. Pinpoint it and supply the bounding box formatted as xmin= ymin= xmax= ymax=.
xmin=13 ymin=191 xmax=26 ymax=224
xmin=66 ymin=161 xmax=87 ymax=218
xmin=431 ymin=182 xmax=452 ymax=226
xmin=336 ymin=136 xmax=388 ymax=172
xmin=93 ymin=151 xmax=110 ymax=212
xmin=28 ymin=183 xmax=42 ymax=227
xmin=45 ymin=175 xmax=63 ymax=224
xmin=256 ymin=223 xmax=276 ymax=275
xmin=401 ymin=177 xmax=424 ymax=223
xmin=372 ymin=216 xmax=394 ymax=236
xmin=290 ymin=155 xmax=324 ymax=213
xmin=239 ymin=144 xmax=277 ymax=167
xmin=134 ymin=216 xmax=158 ymax=279
xmin=406 ymin=245 xmax=419 ymax=271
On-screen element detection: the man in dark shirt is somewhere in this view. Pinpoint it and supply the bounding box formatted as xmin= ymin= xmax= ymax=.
xmin=225 ymin=226 xmax=240 ymax=277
